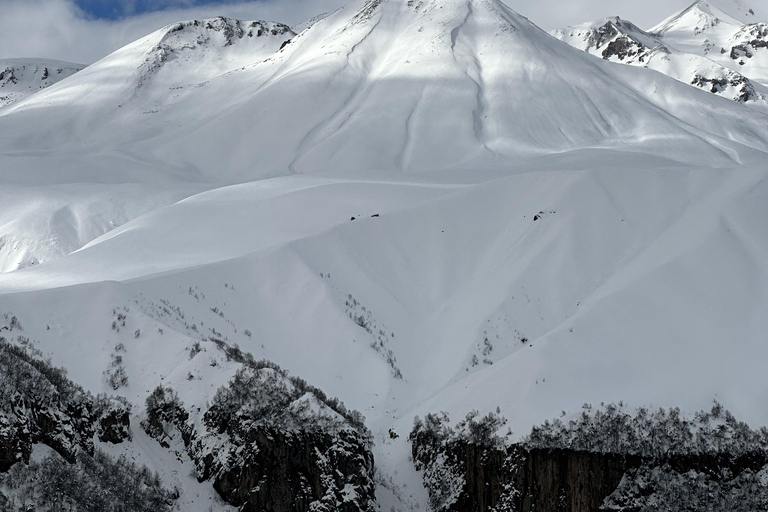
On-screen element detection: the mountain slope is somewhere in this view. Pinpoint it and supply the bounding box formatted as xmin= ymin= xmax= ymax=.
xmin=3 ymin=0 xmax=768 ymax=510
xmin=0 ymin=59 xmax=83 ymax=108
xmin=6 ymin=0 xmax=768 ymax=272
xmin=2 ymin=0 xmax=768 ymax=184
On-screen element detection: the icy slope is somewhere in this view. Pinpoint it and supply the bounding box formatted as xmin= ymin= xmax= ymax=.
xmin=554 ymin=17 xmax=768 ymax=108
xmin=0 ymin=59 xmax=83 ymax=108
xmin=651 ymin=0 xmax=768 ymax=86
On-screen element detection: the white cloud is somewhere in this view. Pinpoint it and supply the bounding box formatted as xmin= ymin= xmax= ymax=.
xmin=0 ymin=0 xmax=348 ymax=63
xmin=0 ymin=0 xmax=695 ymax=64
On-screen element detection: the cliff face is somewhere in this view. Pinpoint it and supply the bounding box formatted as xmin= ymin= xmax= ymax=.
xmin=0 ymin=338 xmax=131 ymax=471
xmin=420 ymin=443 xmax=768 ymax=512
xmin=209 ymin=427 xmax=375 ymax=512
xmin=515 ymin=449 xmax=643 ymax=512
xmin=411 ymin=406 xmax=768 ymax=512
xmin=143 ymin=364 xmax=377 ymax=512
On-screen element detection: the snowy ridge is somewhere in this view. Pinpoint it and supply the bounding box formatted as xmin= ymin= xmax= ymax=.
xmin=554 ymin=15 xmax=768 ymax=107
xmin=137 ymin=17 xmax=294 ymax=89
xmin=0 ymin=59 xmax=83 ymax=108
xmin=649 ymin=0 xmax=768 ymax=85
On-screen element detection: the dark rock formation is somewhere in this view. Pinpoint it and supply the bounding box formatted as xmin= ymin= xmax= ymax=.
xmin=515 ymin=448 xmax=643 ymax=512
xmin=411 ymin=404 xmax=768 ymax=512
xmin=206 ymin=427 xmax=375 ymax=512
xmin=0 ymin=338 xmax=131 ymax=471
xmin=727 ymin=23 xmax=768 ymax=62
xmin=601 ymin=36 xmax=647 ymax=62
xmin=95 ymin=396 xmax=133 ymax=444
xmin=415 ymin=441 xmax=768 ymax=512
xmin=143 ymin=360 xmax=377 ymax=512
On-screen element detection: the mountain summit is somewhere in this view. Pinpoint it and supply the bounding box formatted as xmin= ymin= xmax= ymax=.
xmin=2 ymin=0 xmax=768 ymax=188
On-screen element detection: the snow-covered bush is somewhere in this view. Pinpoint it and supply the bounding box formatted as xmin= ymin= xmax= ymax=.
xmin=0 ymin=447 xmax=174 ymax=511
xmin=0 ymin=337 xmax=132 ymax=469
xmin=208 ymin=338 xmax=369 ymax=436
xmin=409 ymin=410 xmax=510 ymax=511
xmin=141 ymin=353 xmax=377 ymax=512
xmin=141 ymin=385 xmax=191 ymax=448
xmin=525 ymin=401 xmax=768 ymax=459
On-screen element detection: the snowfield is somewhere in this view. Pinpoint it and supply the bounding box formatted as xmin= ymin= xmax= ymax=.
xmin=2 ymin=0 xmax=768 ymax=510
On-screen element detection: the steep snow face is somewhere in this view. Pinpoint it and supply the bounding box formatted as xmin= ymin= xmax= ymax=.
xmin=0 ymin=59 xmax=83 ymax=108
xmin=650 ymin=0 xmax=768 ymax=86
xmin=554 ymin=16 xmax=768 ymax=108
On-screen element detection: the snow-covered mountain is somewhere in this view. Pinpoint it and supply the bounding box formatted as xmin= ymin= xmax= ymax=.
xmin=3 ymin=0 xmax=768 ymax=510
xmin=0 ymin=59 xmax=83 ymax=108
xmin=3 ymin=0 xmax=768 ymax=182
xmin=651 ymin=0 xmax=768 ymax=85
xmin=553 ymin=16 xmax=768 ymax=107
xmin=554 ymin=0 xmax=768 ymax=107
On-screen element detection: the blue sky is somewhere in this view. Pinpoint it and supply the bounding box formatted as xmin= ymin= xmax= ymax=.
xmin=74 ymin=0 xmax=235 ymax=20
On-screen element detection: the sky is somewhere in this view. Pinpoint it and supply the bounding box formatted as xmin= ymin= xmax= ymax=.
xmin=0 ymin=0 xmax=696 ymax=64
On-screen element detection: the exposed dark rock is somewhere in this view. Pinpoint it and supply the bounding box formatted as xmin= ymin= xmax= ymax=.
xmin=411 ymin=404 xmax=768 ymax=512
xmin=586 ymin=22 xmax=619 ymax=49
xmin=601 ymin=36 xmax=646 ymax=62
xmin=0 ymin=338 xmax=132 ymax=471
xmin=727 ymin=23 xmax=768 ymax=62
xmin=207 ymin=427 xmax=375 ymax=512
xmin=143 ymin=362 xmax=376 ymax=512
xmin=95 ymin=396 xmax=133 ymax=444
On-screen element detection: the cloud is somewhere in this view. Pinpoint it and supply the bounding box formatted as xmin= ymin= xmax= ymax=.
xmin=0 ymin=0 xmax=348 ymax=63
xmin=0 ymin=0 xmax=694 ymax=64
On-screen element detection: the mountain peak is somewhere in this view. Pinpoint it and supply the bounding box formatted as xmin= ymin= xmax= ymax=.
xmin=650 ymin=0 xmax=761 ymax=35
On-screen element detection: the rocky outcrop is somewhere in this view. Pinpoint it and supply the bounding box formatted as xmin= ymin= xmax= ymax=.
xmin=727 ymin=23 xmax=768 ymax=62
xmin=0 ymin=338 xmax=131 ymax=471
xmin=414 ymin=442 xmax=768 ymax=512
xmin=515 ymin=448 xmax=642 ymax=512
xmin=411 ymin=404 xmax=768 ymax=512
xmin=206 ymin=427 xmax=375 ymax=512
xmin=143 ymin=360 xmax=377 ymax=512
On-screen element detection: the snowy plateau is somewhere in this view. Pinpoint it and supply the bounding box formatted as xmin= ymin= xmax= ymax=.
xmin=2 ymin=0 xmax=768 ymax=510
